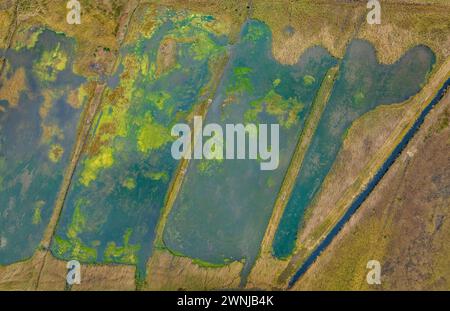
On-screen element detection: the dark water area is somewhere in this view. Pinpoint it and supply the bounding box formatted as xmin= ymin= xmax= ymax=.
xmin=51 ymin=12 xmax=228 ymax=277
xmin=272 ymin=41 xmax=435 ymax=259
xmin=273 ymin=40 xmax=435 ymax=258
xmin=163 ymin=20 xmax=337 ymax=281
xmin=289 ymin=76 xmax=450 ymax=288
xmin=0 ymin=30 xmax=85 ymax=264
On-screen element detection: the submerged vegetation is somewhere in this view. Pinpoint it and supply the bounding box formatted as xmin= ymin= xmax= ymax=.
xmin=272 ymin=41 xmax=435 ymax=259
xmin=51 ymin=9 xmax=229 ymax=275
xmin=163 ymin=20 xmax=337 ymax=281
xmin=0 ymin=28 xmax=85 ymax=264
xmin=1 ymin=0 xmax=448 ymax=292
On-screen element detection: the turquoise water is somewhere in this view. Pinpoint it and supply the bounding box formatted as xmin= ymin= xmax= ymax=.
xmin=163 ymin=20 xmax=337 ymax=279
xmin=0 ymin=30 xmax=85 ymax=264
xmin=50 ymin=11 xmax=228 ymax=277
xmin=272 ymin=40 xmax=435 ymax=258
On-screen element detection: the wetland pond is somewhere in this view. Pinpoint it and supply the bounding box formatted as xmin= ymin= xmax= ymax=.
xmin=0 ymin=10 xmax=436 ymax=287
xmin=0 ymin=30 xmax=85 ymax=264
xmin=272 ymin=40 xmax=435 ymax=259
xmin=163 ymin=20 xmax=337 ymax=279
xmin=51 ymin=10 xmax=228 ymax=276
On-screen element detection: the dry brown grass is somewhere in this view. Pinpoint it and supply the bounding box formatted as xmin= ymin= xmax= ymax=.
xmin=0 ymin=67 xmax=26 ymax=107
xmin=293 ymin=89 xmax=450 ymax=290
xmin=0 ymin=5 xmax=14 ymax=50
xmin=0 ymin=251 xmax=45 ymax=290
xmin=71 ymin=264 xmax=136 ymax=291
xmin=145 ymin=249 xmax=243 ymax=290
xmin=0 ymin=250 xmax=136 ymax=291
xmin=357 ymin=2 xmax=450 ymax=64
xmin=252 ymin=1 xmax=450 ymax=65
xmin=1 ymin=0 xmax=449 ymax=291
xmin=252 ymin=0 xmax=366 ymax=64
xmin=11 ymin=0 xmax=129 ymax=77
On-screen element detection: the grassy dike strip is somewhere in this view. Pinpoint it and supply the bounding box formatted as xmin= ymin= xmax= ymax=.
xmin=285 ymin=58 xmax=450 ymax=288
xmin=151 ymin=53 xmax=230 ymax=250
xmin=246 ymin=66 xmax=339 ymax=289
xmin=143 ymin=1 xmax=252 ymax=291
xmin=34 ymin=0 xmax=141 ymax=290
xmin=0 ymin=1 xmax=140 ymax=290
xmin=144 ymin=54 xmax=247 ymax=291
xmin=0 ymin=2 xmax=17 ymax=76
xmin=292 ymin=73 xmax=450 ymax=291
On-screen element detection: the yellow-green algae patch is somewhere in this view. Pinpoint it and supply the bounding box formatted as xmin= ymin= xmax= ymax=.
xmin=33 ymin=43 xmax=68 ymax=83
xmin=51 ymin=8 xmax=230 ymax=277
xmin=245 ymin=87 xmax=304 ymax=129
xmin=48 ymin=144 xmax=64 ymax=163
xmin=136 ymin=113 xmax=173 ymax=153
xmin=53 ymin=202 xmax=97 ymax=262
xmin=0 ymin=28 xmax=86 ymax=265
xmin=32 ymin=201 xmax=45 ymax=225
xmin=104 ymin=229 xmax=140 ymax=264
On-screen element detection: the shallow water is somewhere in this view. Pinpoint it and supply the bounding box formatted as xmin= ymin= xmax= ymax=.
xmin=163 ymin=20 xmax=337 ymax=279
xmin=289 ymin=75 xmax=450 ymax=288
xmin=272 ymin=40 xmax=435 ymax=258
xmin=51 ymin=11 xmax=228 ymax=276
xmin=0 ymin=30 xmax=85 ymax=264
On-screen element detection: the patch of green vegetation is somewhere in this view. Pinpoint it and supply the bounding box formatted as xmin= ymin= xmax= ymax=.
xmin=32 ymin=201 xmax=45 ymax=225
xmin=14 ymin=28 xmax=44 ymax=51
xmin=352 ymin=91 xmax=365 ymax=107
xmin=77 ymin=55 xmax=142 ymax=187
xmin=197 ymin=158 xmax=223 ymax=176
xmin=192 ymin=258 xmax=227 ymax=268
xmin=189 ymin=32 xmax=224 ymax=61
xmin=70 ymin=242 xmax=97 ymax=264
xmin=245 ymin=89 xmax=304 ymax=128
xmin=303 ymin=75 xmax=316 ymax=86
xmin=76 ymin=10 xmax=228 ymax=190
xmin=435 ymin=108 xmax=449 ymax=133
xmin=77 ymin=85 xmax=88 ymax=106
xmin=67 ymin=85 xmax=88 ymax=109
xmin=243 ymin=22 xmax=266 ymax=42
xmin=52 ymin=202 xmax=97 ymax=262
xmin=53 ymin=236 xmax=72 ymax=256
xmin=80 ymin=147 xmax=114 ymax=186
xmin=104 ymin=229 xmax=140 ymax=264
xmin=310 ymin=217 xmax=334 ymax=242
xmin=140 ymin=55 xmax=157 ymax=80
xmin=136 ymin=113 xmax=172 ymax=153
xmin=122 ymin=177 xmax=136 ymax=190
xmin=48 ymin=144 xmax=64 ymax=163
xmin=145 ymin=171 xmax=169 ymax=182
xmin=226 ymin=67 xmax=254 ymax=95
xmin=146 ymin=91 xmax=171 ymax=110
xmin=342 ymin=125 xmax=351 ymax=141
xmin=67 ymin=203 xmax=86 ymax=240
xmin=33 ymin=43 xmax=68 ymax=82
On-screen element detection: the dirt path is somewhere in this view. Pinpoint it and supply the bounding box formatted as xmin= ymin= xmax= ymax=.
xmin=286 ymin=58 xmax=450 ymax=288
xmin=34 ymin=0 xmax=141 ymax=290
xmin=258 ymin=66 xmax=339 ymax=257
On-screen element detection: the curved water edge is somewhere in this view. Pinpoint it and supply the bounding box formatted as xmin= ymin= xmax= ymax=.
xmin=0 ymin=29 xmax=85 ymax=264
xmin=162 ymin=19 xmax=338 ymax=284
xmin=288 ymin=77 xmax=450 ymax=288
xmin=272 ymin=41 xmax=436 ymax=258
xmin=50 ymin=10 xmax=229 ymax=278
